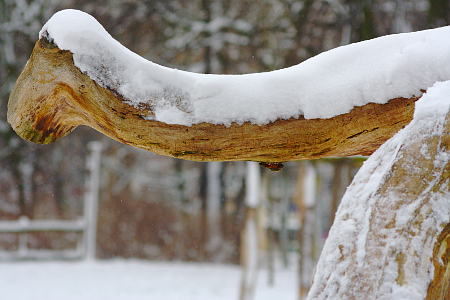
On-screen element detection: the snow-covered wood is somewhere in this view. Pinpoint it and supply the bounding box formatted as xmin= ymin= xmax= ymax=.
xmin=35 ymin=10 xmax=450 ymax=126
xmin=8 ymin=10 xmax=450 ymax=163
xmin=7 ymin=38 xmax=418 ymax=163
xmin=308 ymin=81 xmax=450 ymax=299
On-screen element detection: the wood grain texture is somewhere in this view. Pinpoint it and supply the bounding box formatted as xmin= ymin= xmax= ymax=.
xmin=8 ymin=39 xmax=419 ymax=162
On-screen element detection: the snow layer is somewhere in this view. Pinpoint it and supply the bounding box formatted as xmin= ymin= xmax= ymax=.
xmin=1 ymin=260 xmax=297 ymax=300
xmin=39 ymin=9 xmax=450 ymax=126
xmin=308 ymin=80 xmax=450 ymax=299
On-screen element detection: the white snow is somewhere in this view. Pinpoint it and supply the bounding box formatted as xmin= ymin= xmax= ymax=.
xmin=0 ymin=259 xmax=297 ymax=300
xmin=307 ymin=79 xmax=450 ymax=299
xmin=412 ymin=80 xmax=450 ymax=123
xmin=39 ymin=9 xmax=450 ymax=126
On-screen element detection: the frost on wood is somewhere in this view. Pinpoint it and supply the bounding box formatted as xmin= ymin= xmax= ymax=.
xmin=308 ymin=81 xmax=450 ymax=300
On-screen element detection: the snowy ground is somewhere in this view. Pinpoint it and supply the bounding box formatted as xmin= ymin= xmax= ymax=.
xmin=1 ymin=259 xmax=297 ymax=300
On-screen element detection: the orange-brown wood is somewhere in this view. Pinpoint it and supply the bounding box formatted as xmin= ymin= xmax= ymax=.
xmin=8 ymin=39 xmax=418 ymax=162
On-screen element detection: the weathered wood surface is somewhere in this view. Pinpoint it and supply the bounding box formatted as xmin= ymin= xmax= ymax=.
xmin=7 ymin=39 xmax=419 ymax=163
xmin=307 ymin=109 xmax=450 ymax=299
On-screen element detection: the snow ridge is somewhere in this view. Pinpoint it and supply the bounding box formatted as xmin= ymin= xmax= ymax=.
xmin=40 ymin=9 xmax=450 ymax=126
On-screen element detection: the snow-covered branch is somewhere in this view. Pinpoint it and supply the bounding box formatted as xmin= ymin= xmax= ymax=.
xmin=6 ymin=10 xmax=450 ymax=163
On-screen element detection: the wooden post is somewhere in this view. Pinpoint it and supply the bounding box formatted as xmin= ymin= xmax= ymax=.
xmin=297 ymin=162 xmax=319 ymax=300
xmin=84 ymin=141 xmax=102 ymax=261
xmin=206 ymin=161 xmax=223 ymax=255
xmin=240 ymin=162 xmax=261 ymax=300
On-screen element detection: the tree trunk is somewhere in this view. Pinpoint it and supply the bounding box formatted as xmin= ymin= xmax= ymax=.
xmin=307 ymin=95 xmax=450 ymax=299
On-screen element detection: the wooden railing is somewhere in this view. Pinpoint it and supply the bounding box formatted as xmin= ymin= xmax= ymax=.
xmin=0 ymin=216 xmax=86 ymax=260
xmin=0 ymin=141 xmax=102 ymax=261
